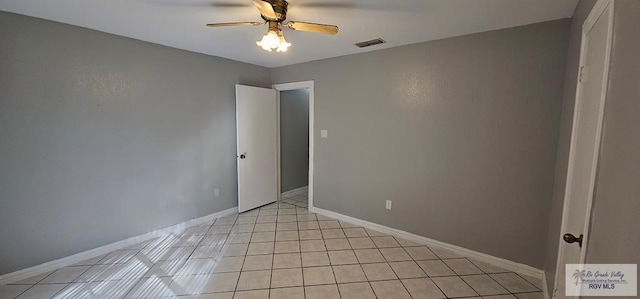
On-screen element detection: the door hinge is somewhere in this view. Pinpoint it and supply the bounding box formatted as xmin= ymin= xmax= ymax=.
xmin=579 ymin=65 xmax=587 ymax=83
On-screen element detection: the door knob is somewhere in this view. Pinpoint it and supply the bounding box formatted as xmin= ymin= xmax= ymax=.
xmin=239 ymin=153 xmax=247 ymax=159
xmin=563 ymin=233 xmax=583 ymax=248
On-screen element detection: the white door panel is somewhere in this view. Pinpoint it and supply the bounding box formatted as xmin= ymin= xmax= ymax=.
xmin=236 ymin=84 xmax=278 ymax=213
xmin=555 ymin=1 xmax=613 ymax=298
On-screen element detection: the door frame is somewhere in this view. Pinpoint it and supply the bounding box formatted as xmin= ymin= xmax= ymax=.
xmin=272 ymin=81 xmax=315 ymax=209
xmin=552 ymin=0 xmax=614 ymax=297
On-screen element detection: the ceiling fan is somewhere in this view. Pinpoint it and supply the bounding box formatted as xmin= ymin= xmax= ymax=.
xmin=206 ymin=0 xmax=339 ymax=52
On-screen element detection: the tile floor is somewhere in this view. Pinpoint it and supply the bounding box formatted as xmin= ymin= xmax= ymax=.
xmin=1 ymin=189 xmax=545 ymax=299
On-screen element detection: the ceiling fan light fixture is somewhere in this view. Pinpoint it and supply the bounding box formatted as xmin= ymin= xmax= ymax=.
xmin=276 ymin=31 xmax=291 ymax=52
xmin=256 ymin=30 xmax=280 ymax=52
xmin=256 ymin=22 xmax=291 ymax=53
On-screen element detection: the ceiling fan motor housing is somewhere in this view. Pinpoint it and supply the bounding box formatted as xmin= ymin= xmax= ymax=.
xmin=261 ymin=0 xmax=288 ymax=22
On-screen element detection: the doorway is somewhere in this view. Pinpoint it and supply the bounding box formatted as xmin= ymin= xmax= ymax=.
xmin=553 ymin=0 xmax=614 ymax=298
xmin=273 ymin=81 xmax=315 ymax=210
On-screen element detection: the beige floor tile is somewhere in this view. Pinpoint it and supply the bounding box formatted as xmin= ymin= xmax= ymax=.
xmin=274 ymin=241 xmax=300 ymax=253
xmin=191 ymin=245 xmax=221 ymax=259
xmin=371 ymin=236 xmax=401 ymax=248
xmin=296 ymin=214 xmax=317 ymax=221
xmin=370 ymin=280 xmax=412 ymax=299
xmin=253 ymin=223 xmax=276 ymax=232
xmin=432 ymin=276 xmax=479 ymax=298
xmin=462 ymin=274 xmax=510 ymax=296
xmin=343 ymin=228 xmax=368 ymax=238
xmin=401 ymin=278 xmax=446 ymax=299
xmin=300 ymin=239 xmax=326 ymax=252
xmin=298 ymin=221 xmax=320 ymax=230
xmin=233 ymin=289 xmax=270 ymax=299
xmin=247 ymin=242 xmax=275 ymax=255
xmin=324 ymin=238 xmax=352 ymax=250
xmin=332 ymin=264 xmax=368 ymax=283
xmin=354 ymin=249 xmax=386 ymax=264
xmin=328 ymin=250 xmax=359 ymax=265
xmin=211 ymin=256 xmax=244 ymax=273
xmin=219 ymin=243 xmax=248 ymax=257
xmin=303 ymin=266 xmax=336 ymax=285
xmin=236 ymin=270 xmax=271 ymax=291
xmin=348 ymin=238 xmax=377 ymax=249
xmin=171 ymin=272 xmax=240 ymax=294
xmin=272 ymin=253 xmax=302 ymax=269
xmin=251 ymin=232 xmax=275 ymax=242
xmin=256 ymin=215 xmax=277 ymax=223
xmin=39 ymin=266 xmax=90 ymax=283
xmin=364 ymin=228 xmax=387 ymax=237
xmin=271 ymin=268 xmax=303 ymax=288
xmin=395 ymin=238 xmax=422 ymax=247
xmin=127 ymin=276 xmax=175 ymax=298
xmin=318 ymin=220 xmax=341 ymax=229
xmin=416 ymin=260 xmax=456 ymax=277
xmin=305 ymin=284 xmax=340 ymax=299
xmin=242 ymin=255 xmax=273 ymax=271
xmin=389 ymin=261 xmax=427 ymax=278
xmin=276 ymin=222 xmax=298 ymax=231
xmin=515 ymin=292 xmax=545 ymax=299
xmin=269 ymin=286 xmax=304 ymax=299
xmin=361 ymin=263 xmax=397 ymax=281
xmin=379 ymin=248 xmax=412 ymax=262
xmin=299 ymin=230 xmax=323 ymax=240
xmin=470 ymin=259 xmax=511 ymax=274
xmin=302 ymin=251 xmax=331 ymax=267
xmin=277 ymin=215 xmax=298 ymax=223
xmin=489 ymin=273 xmax=539 ymax=293
xmin=321 ymin=229 xmax=346 ymax=239
xmin=275 ymin=231 xmax=299 ymax=241
xmin=197 ymin=292 xmax=235 ymax=298
xmin=404 ymin=246 xmax=438 ymax=260
xmin=15 ymin=284 xmax=67 ymax=299
xmin=429 ymin=247 xmax=463 ymax=259
xmin=443 ymin=258 xmax=484 ymax=275
xmin=338 ymin=282 xmax=376 ymax=299
xmin=227 ymin=233 xmax=252 ymax=244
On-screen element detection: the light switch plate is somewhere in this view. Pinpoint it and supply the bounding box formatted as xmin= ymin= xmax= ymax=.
xmin=321 ymin=130 xmax=328 ymax=138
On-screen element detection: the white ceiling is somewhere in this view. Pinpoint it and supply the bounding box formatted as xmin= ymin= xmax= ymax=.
xmin=1 ymin=0 xmax=578 ymax=68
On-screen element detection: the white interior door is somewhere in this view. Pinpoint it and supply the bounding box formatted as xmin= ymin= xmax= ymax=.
xmin=554 ymin=1 xmax=613 ymax=298
xmin=236 ymin=84 xmax=278 ymax=213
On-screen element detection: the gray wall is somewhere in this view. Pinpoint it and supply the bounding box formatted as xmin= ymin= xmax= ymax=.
xmin=280 ymin=89 xmax=309 ymax=192
xmin=272 ymin=20 xmax=570 ymax=268
xmin=0 ymin=12 xmax=270 ymax=275
xmin=543 ymin=0 xmax=596 ymax=294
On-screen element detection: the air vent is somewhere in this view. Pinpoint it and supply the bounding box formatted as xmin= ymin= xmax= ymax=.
xmin=355 ymin=38 xmax=386 ymax=48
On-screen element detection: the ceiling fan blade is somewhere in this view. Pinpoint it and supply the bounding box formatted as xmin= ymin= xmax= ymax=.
xmin=153 ymin=0 xmax=249 ymax=8
xmin=286 ymin=21 xmax=339 ymax=35
xmin=253 ymin=0 xmax=277 ymax=19
xmin=206 ymin=21 xmax=264 ymax=27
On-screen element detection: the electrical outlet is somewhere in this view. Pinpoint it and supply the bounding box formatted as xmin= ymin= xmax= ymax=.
xmin=386 ymin=200 xmax=392 ymax=210
xmin=321 ymin=130 xmax=328 ymax=138
xmin=214 ymin=188 xmax=220 ymax=197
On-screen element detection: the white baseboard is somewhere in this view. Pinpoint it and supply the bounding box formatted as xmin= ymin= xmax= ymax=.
xmin=281 ymin=185 xmax=308 ymax=197
xmin=0 ymin=207 xmax=238 ymax=285
xmin=310 ymin=206 xmax=544 ymax=279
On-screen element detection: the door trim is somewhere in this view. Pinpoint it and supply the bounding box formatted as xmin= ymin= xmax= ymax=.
xmin=272 ymin=81 xmax=315 ymax=209
xmin=552 ymin=0 xmax=614 ymax=297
